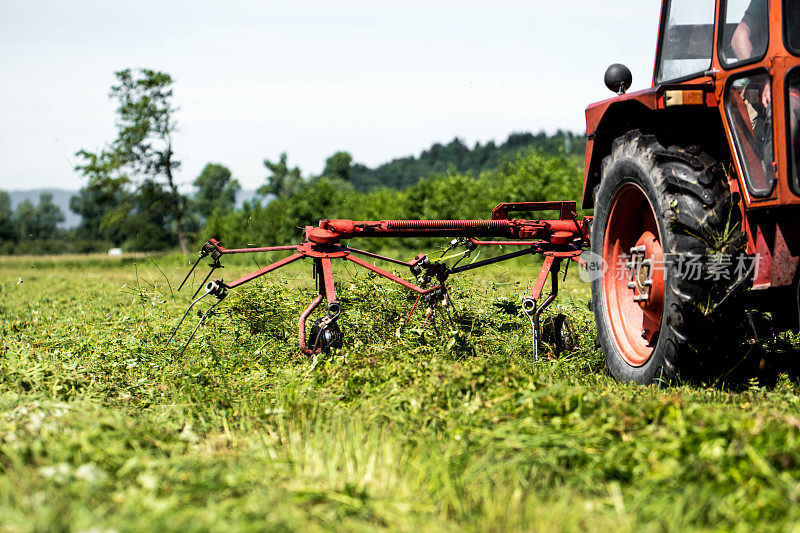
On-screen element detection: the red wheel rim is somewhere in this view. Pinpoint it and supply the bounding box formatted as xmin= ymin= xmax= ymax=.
xmin=602 ymin=183 xmax=665 ymax=367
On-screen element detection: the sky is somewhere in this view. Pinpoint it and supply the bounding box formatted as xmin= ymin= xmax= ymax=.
xmin=0 ymin=0 xmax=662 ymax=192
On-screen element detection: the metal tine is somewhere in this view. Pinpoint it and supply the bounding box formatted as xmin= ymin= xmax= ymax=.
xmin=165 ymin=292 xmax=210 ymax=347
xmin=177 ymin=255 xmax=204 ymax=292
xmin=191 ymin=267 xmax=216 ymax=299
xmin=451 ymin=250 xmax=470 ymax=270
xmin=445 ymin=289 xmax=458 ymax=318
xmin=442 ymin=301 xmax=456 ymax=331
xmin=177 ymin=298 xmax=224 ymax=358
xmin=439 ymin=239 xmax=458 ymax=258
xmin=311 ymin=326 xmax=324 ymax=355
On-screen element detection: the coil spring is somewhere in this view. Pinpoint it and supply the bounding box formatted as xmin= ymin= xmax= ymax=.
xmin=386 ymin=220 xmax=511 ymax=230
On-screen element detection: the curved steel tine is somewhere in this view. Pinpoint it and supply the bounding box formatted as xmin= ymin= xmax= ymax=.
xmin=177 ymin=298 xmax=224 ymax=357
xmin=165 ymin=292 xmax=210 ymax=347
xmin=192 ymin=267 xmax=216 ymax=299
xmin=443 ymin=302 xmax=456 ymax=330
xmin=177 ymin=255 xmax=204 ymax=292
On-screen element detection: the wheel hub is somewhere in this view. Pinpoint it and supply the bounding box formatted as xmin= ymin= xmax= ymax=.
xmin=626 ymin=231 xmax=662 ymax=307
xmin=628 ymin=243 xmax=653 ymax=301
xmin=601 ymin=183 xmax=665 ymax=367
xmin=624 ymin=231 xmax=663 ymax=347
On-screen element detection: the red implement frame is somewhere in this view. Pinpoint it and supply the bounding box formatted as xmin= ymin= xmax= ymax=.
xmin=173 ymin=201 xmax=592 ymax=357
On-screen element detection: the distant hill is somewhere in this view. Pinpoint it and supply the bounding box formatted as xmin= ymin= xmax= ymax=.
xmin=349 ymin=130 xmax=586 ymax=191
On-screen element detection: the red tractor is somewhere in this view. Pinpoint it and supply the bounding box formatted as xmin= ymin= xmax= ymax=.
xmin=173 ymin=0 xmax=800 ymax=385
xmin=585 ymin=0 xmax=800 ymax=382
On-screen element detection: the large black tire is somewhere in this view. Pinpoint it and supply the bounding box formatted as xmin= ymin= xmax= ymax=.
xmin=591 ymin=131 xmax=746 ymax=384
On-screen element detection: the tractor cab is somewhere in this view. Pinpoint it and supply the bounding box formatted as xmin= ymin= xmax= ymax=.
xmin=656 ymin=0 xmax=800 ymax=202
xmin=586 ymin=0 xmax=800 ymax=211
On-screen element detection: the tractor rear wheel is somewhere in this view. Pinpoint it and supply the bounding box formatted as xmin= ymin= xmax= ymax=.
xmin=591 ymin=131 xmax=745 ymax=384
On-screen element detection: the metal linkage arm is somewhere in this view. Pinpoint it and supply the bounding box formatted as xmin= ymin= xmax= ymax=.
xmin=298 ymin=295 xmax=325 ymax=355
xmin=304 ymin=201 xmax=590 ymax=246
xmin=307 ymin=218 xmax=585 ymax=245
xmin=224 ymin=252 xmax=305 ymax=289
xmin=450 ymin=247 xmax=536 ymax=275
xmin=345 ymin=255 xmax=441 ymax=296
xmin=345 ymin=247 xmax=421 ymax=269
xmin=206 ymin=239 xmax=300 ymax=255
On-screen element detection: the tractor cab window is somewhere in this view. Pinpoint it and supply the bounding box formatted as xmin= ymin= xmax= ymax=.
xmin=720 ymin=0 xmax=770 ymax=66
xmin=789 ymin=71 xmax=800 ymax=192
xmin=725 ymin=72 xmax=776 ymax=196
xmin=657 ymin=0 xmax=716 ymax=83
xmin=786 ymin=0 xmax=800 ymax=55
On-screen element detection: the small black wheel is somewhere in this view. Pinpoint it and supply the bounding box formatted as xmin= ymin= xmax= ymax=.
xmin=541 ymin=314 xmax=578 ymax=356
xmin=308 ymin=318 xmax=344 ymax=353
xmin=591 ymin=130 xmax=747 ymax=384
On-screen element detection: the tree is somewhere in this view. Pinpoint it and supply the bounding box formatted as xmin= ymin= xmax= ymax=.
xmin=12 ymin=194 xmax=64 ymax=240
xmin=0 ymin=191 xmax=13 ymax=241
xmin=12 ymin=200 xmax=36 ymax=240
xmin=112 ymin=69 xmax=188 ymax=253
xmin=69 ymin=177 xmax=132 ymax=243
xmin=75 ymin=68 xmax=190 ymax=253
xmin=194 ymin=163 xmax=240 ymax=218
xmin=70 ymin=150 xmax=132 ymax=243
xmin=120 ymin=180 xmax=177 ymax=251
xmin=258 ymin=153 xmax=304 ymax=199
xmin=34 ymin=194 xmax=65 ymax=239
xmin=321 ymin=151 xmax=353 ymax=181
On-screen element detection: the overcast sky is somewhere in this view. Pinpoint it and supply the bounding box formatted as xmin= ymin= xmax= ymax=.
xmin=0 ymin=0 xmax=661 ymax=192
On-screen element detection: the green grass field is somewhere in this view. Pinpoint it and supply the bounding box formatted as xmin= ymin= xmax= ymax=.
xmin=2 ymin=251 xmax=800 ymax=532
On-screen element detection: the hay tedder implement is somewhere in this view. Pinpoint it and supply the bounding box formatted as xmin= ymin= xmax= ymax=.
xmin=170 ymin=0 xmax=800 ymax=384
xmin=168 ymin=201 xmax=592 ymax=359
